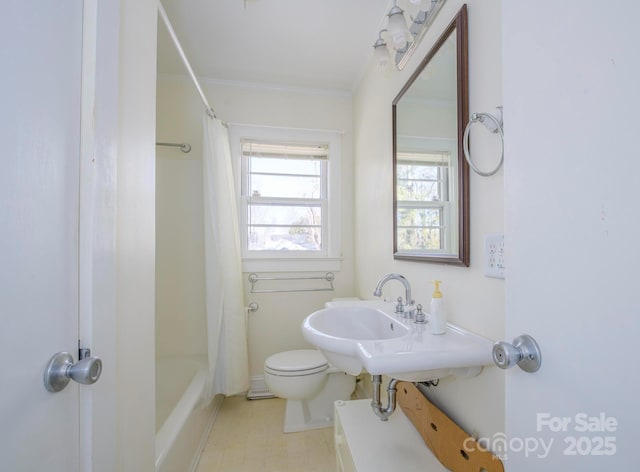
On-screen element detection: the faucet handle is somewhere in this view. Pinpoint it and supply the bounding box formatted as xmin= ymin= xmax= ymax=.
xmin=404 ymin=302 xmax=416 ymax=319
xmin=414 ymin=304 xmax=426 ymax=323
xmin=395 ymin=297 xmax=404 ymax=314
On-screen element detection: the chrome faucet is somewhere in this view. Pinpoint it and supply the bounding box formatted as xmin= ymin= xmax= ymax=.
xmin=373 ymin=273 xmax=414 ymax=317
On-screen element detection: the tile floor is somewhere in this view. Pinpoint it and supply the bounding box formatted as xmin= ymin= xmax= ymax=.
xmin=195 ymin=396 xmax=336 ymax=472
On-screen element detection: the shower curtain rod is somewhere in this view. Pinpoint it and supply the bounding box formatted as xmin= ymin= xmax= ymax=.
xmin=158 ymin=1 xmax=216 ymax=119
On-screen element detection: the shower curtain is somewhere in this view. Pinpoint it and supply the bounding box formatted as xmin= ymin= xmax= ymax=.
xmin=202 ymin=115 xmax=249 ymax=399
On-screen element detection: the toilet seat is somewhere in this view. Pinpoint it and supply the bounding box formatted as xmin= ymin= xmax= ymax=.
xmin=265 ymin=349 xmax=328 ymax=377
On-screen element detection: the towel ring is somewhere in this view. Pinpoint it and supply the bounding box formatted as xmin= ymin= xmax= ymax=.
xmin=463 ymin=107 xmax=504 ymax=177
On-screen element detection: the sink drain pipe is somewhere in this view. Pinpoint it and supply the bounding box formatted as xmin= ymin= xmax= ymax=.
xmin=371 ymin=375 xmax=400 ymax=421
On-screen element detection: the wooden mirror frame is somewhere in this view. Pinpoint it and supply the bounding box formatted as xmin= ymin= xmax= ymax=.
xmin=392 ymin=5 xmax=469 ymax=266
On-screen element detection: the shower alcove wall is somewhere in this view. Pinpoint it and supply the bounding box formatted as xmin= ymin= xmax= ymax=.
xmin=155 ymin=84 xmax=219 ymax=471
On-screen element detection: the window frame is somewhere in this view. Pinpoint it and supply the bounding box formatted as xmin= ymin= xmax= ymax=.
xmin=229 ymin=124 xmax=342 ymax=273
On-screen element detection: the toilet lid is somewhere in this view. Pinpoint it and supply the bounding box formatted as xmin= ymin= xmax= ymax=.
xmin=265 ymin=349 xmax=329 ymax=375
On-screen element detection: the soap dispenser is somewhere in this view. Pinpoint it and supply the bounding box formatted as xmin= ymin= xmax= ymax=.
xmin=430 ymin=280 xmax=447 ymax=335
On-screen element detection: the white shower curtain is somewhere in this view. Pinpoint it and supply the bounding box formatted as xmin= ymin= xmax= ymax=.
xmin=202 ymin=115 xmax=249 ymax=399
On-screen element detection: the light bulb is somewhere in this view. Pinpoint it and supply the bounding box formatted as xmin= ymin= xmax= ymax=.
xmin=373 ymin=43 xmax=390 ymax=69
xmin=387 ymin=5 xmax=411 ymax=49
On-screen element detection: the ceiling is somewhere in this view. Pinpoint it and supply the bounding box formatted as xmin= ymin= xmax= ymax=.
xmin=157 ymin=0 xmax=391 ymax=92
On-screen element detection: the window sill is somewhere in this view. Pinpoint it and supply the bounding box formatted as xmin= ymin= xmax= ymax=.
xmin=241 ymin=257 xmax=342 ymax=273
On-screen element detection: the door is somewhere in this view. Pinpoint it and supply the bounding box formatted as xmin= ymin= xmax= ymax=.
xmin=503 ymin=2 xmax=639 ymax=470
xmin=0 ymin=1 xmax=85 ymax=469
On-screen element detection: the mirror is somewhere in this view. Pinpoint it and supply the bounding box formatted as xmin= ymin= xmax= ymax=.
xmin=392 ymin=5 xmax=468 ymax=265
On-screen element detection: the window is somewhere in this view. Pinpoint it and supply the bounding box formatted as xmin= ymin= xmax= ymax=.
xmin=243 ymin=141 xmax=327 ymax=252
xmin=396 ymin=150 xmax=453 ymax=253
xmin=229 ymin=125 xmax=342 ymax=272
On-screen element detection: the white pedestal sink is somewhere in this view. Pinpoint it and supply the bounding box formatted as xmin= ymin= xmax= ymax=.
xmin=302 ymin=300 xmax=494 ymax=382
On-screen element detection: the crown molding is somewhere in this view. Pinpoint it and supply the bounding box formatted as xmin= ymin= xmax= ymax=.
xmin=157 ymin=73 xmax=352 ymax=98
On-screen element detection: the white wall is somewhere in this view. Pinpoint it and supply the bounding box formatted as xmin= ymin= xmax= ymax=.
xmin=503 ymin=1 xmax=640 ymax=469
xmin=353 ymin=0 xmax=505 ymax=439
xmin=155 ymin=78 xmax=357 ymax=381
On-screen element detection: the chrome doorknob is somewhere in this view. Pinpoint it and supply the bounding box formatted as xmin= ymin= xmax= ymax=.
xmin=44 ymin=351 xmax=102 ymax=393
xmin=492 ymin=341 xmax=520 ymax=369
xmin=492 ymin=334 xmax=541 ymax=373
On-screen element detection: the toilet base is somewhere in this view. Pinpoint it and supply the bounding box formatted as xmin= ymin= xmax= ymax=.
xmin=282 ymin=371 xmax=355 ymax=433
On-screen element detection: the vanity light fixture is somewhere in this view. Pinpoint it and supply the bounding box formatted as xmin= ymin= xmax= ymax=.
xmin=373 ymin=0 xmax=447 ymax=70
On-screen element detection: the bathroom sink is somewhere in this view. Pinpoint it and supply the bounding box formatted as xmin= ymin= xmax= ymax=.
xmin=303 ymin=303 xmax=409 ymax=376
xmin=302 ymin=300 xmax=495 ymax=382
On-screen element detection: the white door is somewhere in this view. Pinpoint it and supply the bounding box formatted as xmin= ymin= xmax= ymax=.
xmin=503 ymin=2 xmax=639 ymax=470
xmin=0 ymin=1 xmax=85 ymax=469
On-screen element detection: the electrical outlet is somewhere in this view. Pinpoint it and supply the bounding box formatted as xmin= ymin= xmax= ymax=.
xmin=484 ymin=233 xmax=505 ymax=279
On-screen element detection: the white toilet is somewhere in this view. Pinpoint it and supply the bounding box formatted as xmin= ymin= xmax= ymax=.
xmin=264 ymin=349 xmax=356 ymax=433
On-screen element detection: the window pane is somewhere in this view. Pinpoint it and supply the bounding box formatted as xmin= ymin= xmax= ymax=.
xmin=248 ymin=226 xmax=322 ymax=251
xmin=397 ymin=179 xmax=441 ymax=201
xmin=250 ymin=174 xmax=321 ymax=199
xmin=248 ymin=203 xmax=322 ymax=251
xmin=397 ymin=207 xmax=441 ymax=227
xmin=396 ymin=228 xmax=442 ymax=251
xmin=249 ymin=203 xmax=322 ymax=226
xmin=397 ymin=163 xmax=440 ymax=180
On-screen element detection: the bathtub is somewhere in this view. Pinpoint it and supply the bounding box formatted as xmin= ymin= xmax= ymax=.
xmin=155 ymin=355 xmax=222 ymax=472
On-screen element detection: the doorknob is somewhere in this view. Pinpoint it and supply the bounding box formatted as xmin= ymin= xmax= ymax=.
xmin=44 ymin=351 xmax=102 ymax=393
xmin=492 ymin=334 xmax=541 ymax=373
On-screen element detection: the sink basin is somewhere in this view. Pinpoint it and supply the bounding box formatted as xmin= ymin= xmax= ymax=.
xmin=302 ymin=300 xmax=495 ymax=382
xmin=305 ymin=305 xmax=409 ymax=340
